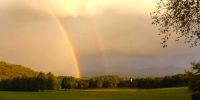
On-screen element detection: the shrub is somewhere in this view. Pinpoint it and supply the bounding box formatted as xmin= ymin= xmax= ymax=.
xmin=191 ymin=92 xmax=200 ymax=100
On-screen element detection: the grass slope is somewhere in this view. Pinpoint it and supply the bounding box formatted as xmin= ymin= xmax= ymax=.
xmin=0 ymin=61 xmax=37 ymax=79
xmin=0 ymin=87 xmax=191 ymax=100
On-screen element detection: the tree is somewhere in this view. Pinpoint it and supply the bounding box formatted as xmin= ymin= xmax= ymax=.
xmin=46 ymin=72 xmax=59 ymax=90
xmin=61 ymin=77 xmax=78 ymax=90
xmin=102 ymin=76 xmax=120 ymax=88
xmin=133 ymin=78 xmax=161 ymax=89
xmin=188 ymin=62 xmax=200 ymax=92
xmin=78 ymin=79 xmax=89 ymax=89
xmin=35 ymin=72 xmax=47 ymax=90
xmin=89 ymin=77 xmax=104 ymax=88
xmin=162 ymin=76 xmax=176 ymax=87
xmin=96 ymin=78 xmax=104 ymax=88
xmin=187 ymin=62 xmax=200 ymax=100
xmin=151 ymin=0 xmax=200 ymax=47
xmin=118 ymin=79 xmax=131 ymax=88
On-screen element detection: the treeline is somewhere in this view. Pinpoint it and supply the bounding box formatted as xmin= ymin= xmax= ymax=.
xmin=61 ymin=74 xmax=189 ymax=89
xmin=0 ymin=73 xmax=189 ymax=91
xmin=132 ymin=74 xmax=189 ymax=89
xmin=0 ymin=72 xmax=59 ymax=91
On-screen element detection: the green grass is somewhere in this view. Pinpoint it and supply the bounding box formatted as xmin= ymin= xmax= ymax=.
xmin=0 ymin=87 xmax=191 ymax=100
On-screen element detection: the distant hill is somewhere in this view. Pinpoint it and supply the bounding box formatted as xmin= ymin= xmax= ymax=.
xmin=0 ymin=61 xmax=38 ymax=79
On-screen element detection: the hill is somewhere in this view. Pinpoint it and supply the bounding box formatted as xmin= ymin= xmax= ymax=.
xmin=0 ymin=61 xmax=38 ymax=79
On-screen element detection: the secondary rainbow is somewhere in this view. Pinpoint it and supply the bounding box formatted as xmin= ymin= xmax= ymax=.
xmin=81 ymin=0 xmax=108 ymax=74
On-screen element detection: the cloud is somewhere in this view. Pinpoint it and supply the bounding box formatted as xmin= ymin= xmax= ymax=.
xmin=0 ymin=1 xmax=79 ymax=76
xmin=0 ymin=1 xmax=51 ymax=34
xmin=62 ymin=9 xmax=198 ymax=57
xmin=0 ymin=0 xmax=200 ymax=77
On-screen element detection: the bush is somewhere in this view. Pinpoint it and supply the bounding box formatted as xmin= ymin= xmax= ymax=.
xmin=191 ymin=92 xmax=200 ymax=100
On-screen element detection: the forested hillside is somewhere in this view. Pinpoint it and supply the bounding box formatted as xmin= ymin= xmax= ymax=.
xmin=0 ymin=61 xmax=37 ymax=79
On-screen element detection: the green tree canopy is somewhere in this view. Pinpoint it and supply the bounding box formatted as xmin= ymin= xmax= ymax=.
xmin=188 ymin=62 xmax=200 ymax=92
xmin=61 ymin=77 xmax=78 ymax=89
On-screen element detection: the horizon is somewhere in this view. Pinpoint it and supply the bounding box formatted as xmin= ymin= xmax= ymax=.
xmin=0 ymin=0 xmax=200 ymax=78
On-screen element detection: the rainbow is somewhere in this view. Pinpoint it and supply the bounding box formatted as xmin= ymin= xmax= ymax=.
xmin=45 ymin=3 xmax=81 ymax=78
xmin=43 ymin=0 xmax=107 ymax=77
xmin=87 ymin=19 xmax=108 ymax=74
xmin=82 ymin=0 xmax=108 ymax=75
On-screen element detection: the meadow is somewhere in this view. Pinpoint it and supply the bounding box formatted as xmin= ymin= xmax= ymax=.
xmin=0 ymin=87 xmax=191 ymax=100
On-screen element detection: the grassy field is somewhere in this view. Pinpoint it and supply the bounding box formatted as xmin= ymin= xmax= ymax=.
xmin=0 ymin=87 xmax=191 ymax=100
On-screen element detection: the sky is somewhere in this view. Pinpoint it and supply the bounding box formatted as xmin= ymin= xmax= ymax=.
xmin=0 ymin=0 xmax=200 ymax=77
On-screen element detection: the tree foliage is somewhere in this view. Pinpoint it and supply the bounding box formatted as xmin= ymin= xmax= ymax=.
xmin=77 ymin=79 xmax=89 ymax=89
xmin=0 ymin=74 xmax=188 ymax=91
xmin=188 ymin=62 xmax=200 ymax=92
xmin=152 ymin=0 xmax=200 ymax=47
xmin=0 ymin=61 xmax=190 ymax=91
xmin=0 ymin=61 xmax=37 ymax=80
xmin=61 ymin=77 xmax=78 ymax=89
xmin=133 ymin=78 xmax=162 ymax=89
xmin=0 ymin=72 xmax=59 ymax=91
xmin=88 ymin=76 xmax=120 ymax=88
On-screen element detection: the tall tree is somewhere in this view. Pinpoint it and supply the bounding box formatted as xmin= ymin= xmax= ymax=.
xmin=187 ymin=62 xmax=200 ymax=100
xmin=46 ymin=72 xmax=59 ymax=90
xmin=151 ymin=0 xmax=200 ymax=47
xmin=188 ymin=62 xmax=200 ymax=92
xmin=61 ymin=77 xmax=77 ymax=90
